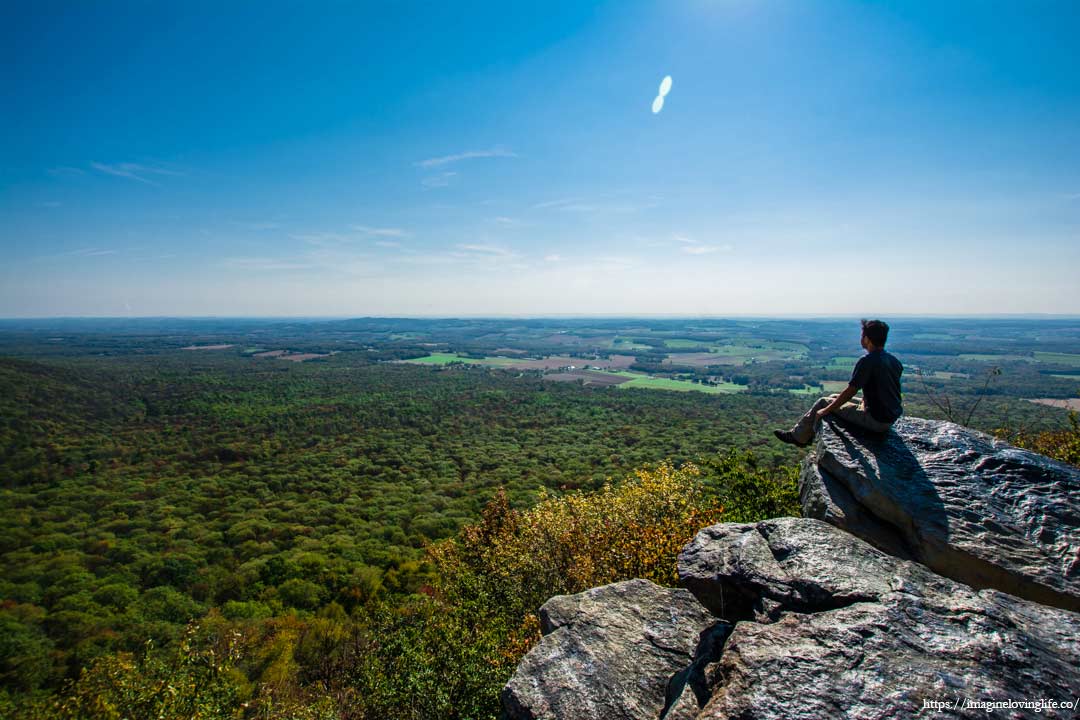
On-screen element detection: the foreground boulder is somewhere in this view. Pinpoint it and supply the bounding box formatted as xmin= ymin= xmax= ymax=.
xmin=800 ymin=416 xmax=1080 ymax=611
xmin=504 ymin=419 xmax=1080 ymax=719
xmin=679 ymin=518 xmax=1080 ymax=719
xmin=501 ymin=579 xmax=720 ymax=720
xmin=506 ymin=519 xmax=1080 ymax=719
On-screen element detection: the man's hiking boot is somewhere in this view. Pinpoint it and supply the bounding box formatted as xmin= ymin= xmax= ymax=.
xmin=773 ymin=429 xmax=810 ymax=447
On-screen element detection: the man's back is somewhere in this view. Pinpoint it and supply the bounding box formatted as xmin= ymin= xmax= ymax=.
xmin=850 ymin=349 xmax=903 ymax=423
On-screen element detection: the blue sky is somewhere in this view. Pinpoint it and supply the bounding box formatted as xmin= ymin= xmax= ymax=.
xmin=2 ymin=1 xmax=1079 ymax=316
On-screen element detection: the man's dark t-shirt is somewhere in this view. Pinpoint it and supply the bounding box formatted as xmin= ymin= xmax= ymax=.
xmin=849 ymin=350 xmax=903 ymax=423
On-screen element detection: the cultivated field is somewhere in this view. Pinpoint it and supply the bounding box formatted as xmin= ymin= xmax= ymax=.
xmin=662 ymin=352 xmax=745 ymax=367
xmin=1029 ymin=398 xmax=1080 ymax=411
xmin=404 ymin=353 xmax=637 ymax=370
xmin=253 ymin=349 xmax=333 ymax=361
xmin=603 ymin=371 xmax=746 ymax=394
xmin=278 ymin=352 xmax=333 ymax=362
xmin=541 ymin=370 xmax=631 ymax=386
xmin=1034 ymin=352 xmax=1080 ymax=366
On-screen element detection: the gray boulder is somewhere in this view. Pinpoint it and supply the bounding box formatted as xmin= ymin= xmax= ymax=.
xmin=500 ymin=579 xmax=721 ymax=720
xmin=800 ymin=416 xmax=1080 ymax=611
xmin=679 ymin=518 xmax=1080 ymax=719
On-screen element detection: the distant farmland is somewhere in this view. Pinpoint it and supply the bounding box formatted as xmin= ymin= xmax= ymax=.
xmin=603 ymin=371 xmax=746 ymax=394
xmin=403 ymin=353 xmax=636 ymax=370
xmin=541 ymin=370 xmax=631 ymax=387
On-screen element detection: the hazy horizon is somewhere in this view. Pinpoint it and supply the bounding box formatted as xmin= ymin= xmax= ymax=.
xmin=4 ymin=1 xmax=1079 ymax=316
xmin=5 ymin=313 xmax=1080 ymax=323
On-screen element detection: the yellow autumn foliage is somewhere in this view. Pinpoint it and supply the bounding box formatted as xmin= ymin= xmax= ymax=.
xmin=428 ymin=462 xmax=725 ymax=627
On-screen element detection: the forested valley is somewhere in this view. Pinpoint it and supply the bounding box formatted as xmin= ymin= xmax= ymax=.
xmin=1 ymin=318 xmax=1077 ymax=719
xmin=0 ymin=350 xmax=809 ymax=718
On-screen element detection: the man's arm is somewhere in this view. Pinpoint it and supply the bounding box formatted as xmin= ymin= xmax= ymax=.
xmin=817 ymin=384 xmax=858 ymax=420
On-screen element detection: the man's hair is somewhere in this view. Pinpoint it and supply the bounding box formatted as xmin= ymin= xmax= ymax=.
xmin=861 ymin=319 xmax=889 ymax=348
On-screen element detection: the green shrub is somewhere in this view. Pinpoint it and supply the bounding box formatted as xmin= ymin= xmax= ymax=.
xmin=1003 ymin=411 xmax=1080 ymax=468
xmin=52 ymin=624 xmax=243 ymax=720
xmin=700 ymin=449 xmax=801 ymax=523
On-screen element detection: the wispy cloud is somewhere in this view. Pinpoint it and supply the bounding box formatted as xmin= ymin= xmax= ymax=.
xmin=422 ymin=171 xmax=457 ymax=188
xmin=291 ymin=232 xmax=349 ymax=245
xmin=232 ymin=220 xmax=282 ymax=231
xmin=394 ymin=243 xmax=525 ymax=269
xmin=533 ymin=196 xmax=649 ymax=213
xmin=91 ymin=162 xmax=184 ymax=185
xmin=682 ymin=245 xmax=732 ymax=255
xmin=351 ymin=225 xmax=408 ymax=238
xmin=416 ymin=147 xmax=517 ymax=169
xmin=544 ymin=254 xmax=561 ymax=262
xmin=534 ymin=197 xmax=582 ymax=210
xmin=675 ymin=235 xmax=733 ymax=255
xmin=489 ymin=216 xmax=521 ymax=227
xmin=72 ymin=248 xmax=118 ymax=257
xmin=293 ymin=226 xmax=411 ymax=249
xmin=36 ymin=247 xmax=118 ymax=260
xmin=227 ymin=248 xmax=374 ymax=274
xmin=456 ymin=243 xmax=513 ymax=256
xmin=225 ymin=257 xmax=317 ymax=271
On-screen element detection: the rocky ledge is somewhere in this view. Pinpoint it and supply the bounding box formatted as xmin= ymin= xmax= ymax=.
xmin=801 ymin=416 xmax=1080 ymax=612
xmin=500 ymin=579 xmax=724 ymax=720
xmin=503 ymin=418 xmax=1080 ymax=719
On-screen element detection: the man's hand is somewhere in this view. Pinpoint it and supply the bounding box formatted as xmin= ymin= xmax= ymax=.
xmin=818 ymin=384 xmax=859 ymax=420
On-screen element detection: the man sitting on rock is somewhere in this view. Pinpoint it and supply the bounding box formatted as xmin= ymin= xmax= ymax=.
xmin=775 ymin=319 xmax=903 ymax=447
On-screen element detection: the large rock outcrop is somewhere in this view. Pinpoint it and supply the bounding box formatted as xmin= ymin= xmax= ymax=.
xmin=503 ymin=418 xmax=1080 ymax=719
xmin=800 ymin=416 xmax=1080 ymax=611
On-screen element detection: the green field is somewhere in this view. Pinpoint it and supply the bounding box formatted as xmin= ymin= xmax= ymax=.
xmin=789 ymin=385 xmax=824 ymax=396
xmin=610 ymin=337 xmax=652 ymax=350
xmin=405 ymin=353 xmax=516 ymax=367
xmin=1034 ymin=352 xmax=1080 ymax=366
xmin=914 ymin=370 xmax=968 ymax=380
xmin=959 ymin=353 xmax=1035 ymax=362
xmin=405 ymin=352 xmax=468 ymax=364
xmin=601 ymin=371 xmax=746 ymax=394
xmin=711 ymin=344 xmax=762 ymax=356
xmin=821 ymin=380 xmax=849 ymax=393
xmin=664 ymin=338 xmax=708 ymax=349
xmin=762 ymin=340 xmax=810 ymax=353
xmin=827 ymin=356 xmax=860 ymax=369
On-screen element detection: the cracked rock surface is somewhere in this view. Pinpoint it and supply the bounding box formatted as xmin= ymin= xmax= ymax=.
xmin=681 ymin=518 xmax=1080 ymax=719
xmin=500 ymin=579 xmax=718 ymax=720
xmin=801 ymin=416 xmax=1080 ymax=611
